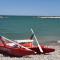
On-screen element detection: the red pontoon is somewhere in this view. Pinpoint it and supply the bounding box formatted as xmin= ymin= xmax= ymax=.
xmin=0 ymin=29 xmax=55 ymax=56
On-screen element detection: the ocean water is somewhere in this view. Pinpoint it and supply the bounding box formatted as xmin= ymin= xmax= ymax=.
xmin=0 ymin=16 xmax=60 ymax=43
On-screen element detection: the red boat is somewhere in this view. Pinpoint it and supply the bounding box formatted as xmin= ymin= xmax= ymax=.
xmin=0 ymin=29 xmax=55 ymax=56
xmin=0 ymin=36 xmax=55 ymax=57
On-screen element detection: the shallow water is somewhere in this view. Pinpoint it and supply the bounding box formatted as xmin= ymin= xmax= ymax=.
xmin=0 ymin=16 xmax=60 ymax=43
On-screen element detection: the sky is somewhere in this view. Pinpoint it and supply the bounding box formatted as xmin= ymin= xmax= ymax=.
xmin=0 ymin=0 xmax=60 ymax=16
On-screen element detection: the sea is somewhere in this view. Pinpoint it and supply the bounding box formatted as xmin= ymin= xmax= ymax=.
xmin=0 ymin=16 xmax=60 ymax=44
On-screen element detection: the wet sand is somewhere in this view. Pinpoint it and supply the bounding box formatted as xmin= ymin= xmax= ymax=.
xmin=0 ymin=44 xmax=60 ymax=60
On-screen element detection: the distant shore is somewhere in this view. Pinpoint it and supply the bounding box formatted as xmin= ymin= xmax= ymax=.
xmin=1 ymin=15 xmax=60 ymax=19
xmin=37 ymin=16 xmax=60 ymax=18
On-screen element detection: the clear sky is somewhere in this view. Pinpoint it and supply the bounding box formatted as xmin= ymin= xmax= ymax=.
xmin=0 ymin=0 xmax=60 ymax=16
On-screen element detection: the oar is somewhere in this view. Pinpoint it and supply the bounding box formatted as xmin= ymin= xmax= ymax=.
xmin=31 ymin=28 xmax=43 ymax=53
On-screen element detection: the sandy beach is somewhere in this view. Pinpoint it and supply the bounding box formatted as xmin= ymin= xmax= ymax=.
xmin=0 ymin=43 xmax=60 ymax=60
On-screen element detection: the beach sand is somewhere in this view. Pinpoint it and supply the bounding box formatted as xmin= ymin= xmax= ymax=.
xmin=0 ymin=44 xmax=60 ymax=60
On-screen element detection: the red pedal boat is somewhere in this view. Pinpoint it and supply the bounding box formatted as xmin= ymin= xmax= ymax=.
xmin=0 ymin=29 xmax=55 ymax=56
